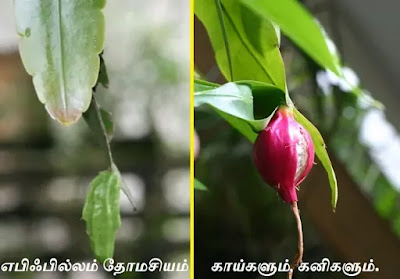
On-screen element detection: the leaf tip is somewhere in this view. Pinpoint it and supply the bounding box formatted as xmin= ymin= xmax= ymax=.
xmin=46 ymin=105 xmax=83 ymax=126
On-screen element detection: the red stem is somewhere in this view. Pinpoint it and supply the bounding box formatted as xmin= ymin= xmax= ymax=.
xmin=287 ymin=201 xmax=303 ymax=279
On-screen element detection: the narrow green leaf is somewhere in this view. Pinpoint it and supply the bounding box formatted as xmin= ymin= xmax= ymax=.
xmin=194 ymin=178 xmax=208 ymax=191
xmin=82 ymin=171 xmax=121 ymax=262
xmin=194 ymin=80 xmax=285 ymax=142
xmin=293 ymin=108 xmax=338 ymax=210
xmin=242 ymin=0 xmax=342 ymax=76
xmin=214 ymin=0 xmax=233 ymax=81
xmin=14 ymin=0 xmax=106 ymax=124
xmin=195 ymin=0 xmax=286 ymax=91
xmin=194 ymin=79 xmax=220 ymax=92
xmin=83 ymin=100 xmax=114 ymax=142
xmin=98 ymin=54 xmax=109 ymax=89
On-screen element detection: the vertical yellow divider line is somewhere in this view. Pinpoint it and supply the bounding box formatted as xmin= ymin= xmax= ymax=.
xmin=189 ymin=0 xmax=195 ymax=278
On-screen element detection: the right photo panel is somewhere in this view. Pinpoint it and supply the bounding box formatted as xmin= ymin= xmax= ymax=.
xmin=194 ymin=1 xmax=400 ymax=279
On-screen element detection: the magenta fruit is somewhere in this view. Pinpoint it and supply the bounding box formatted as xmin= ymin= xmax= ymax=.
xmin=253 ymin=106 xmax=315 ymax=203
xmin=253 ymin=106 xmax=315 ymax=278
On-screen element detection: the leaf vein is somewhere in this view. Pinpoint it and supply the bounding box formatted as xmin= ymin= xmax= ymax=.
xmin=56 ymin=0 xmax=68 ymax=116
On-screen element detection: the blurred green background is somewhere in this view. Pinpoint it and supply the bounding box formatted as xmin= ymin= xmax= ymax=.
xmin=195 ymin=0 xmax=400 ymax=279
xmin=0 ymin=1 xmax=189 ymax=279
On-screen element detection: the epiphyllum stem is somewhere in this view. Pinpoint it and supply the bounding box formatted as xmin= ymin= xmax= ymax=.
xmin=287 ymin=201 xmax=303 ymax=279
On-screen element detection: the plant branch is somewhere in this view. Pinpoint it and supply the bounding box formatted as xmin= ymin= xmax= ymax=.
xmin=287 ymin=201 xmax=303 ymax=279
xmin=91 ymin=94 xmax=114 ymax=167
xmin=89 ymin=53 xmax=138 ymax=212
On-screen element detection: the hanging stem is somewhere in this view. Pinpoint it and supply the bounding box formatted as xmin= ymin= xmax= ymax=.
xmin=91 ymin=94 xmax=114 ymax=166
xmin=85 ymin=53 xmax=137 ymax=211
xmin=287 ymin=201 xmax=303 ymax=279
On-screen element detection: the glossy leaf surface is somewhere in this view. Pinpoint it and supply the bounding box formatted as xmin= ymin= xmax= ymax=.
xmin=195 ymin=0 xmax=286 ymax=91
xmin=194 ymin=80 xmax=285 ymax=142
xmin=242 ymin=0 xmax=342 ymax=76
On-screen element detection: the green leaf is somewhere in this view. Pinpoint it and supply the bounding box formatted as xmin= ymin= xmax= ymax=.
xmin=242 ymin=0 xmax=342 ymax=76
xmin=195 ymin=0 xmax=286 ymax=91
xmin=194 ymin=79 xmax=220 ymax=92
xmin=98 ymin=53 xmax=109 ymax=89
xmin=194 ymin=178 xmax=208 ymax=191
xmin=293 ymin=108 xmax=338 ymax=210
xmin=239 ymin=80 xmax=286 ymax=120
xmin=214 ymin=0 xmax=234 ymax=81
xmin=14 ymin=0 xmax=106 ymax=125
xmin=194 ymin=80 xmax=285 ymax=142
xmin=82 ymin=171 xmax=121 ymax=262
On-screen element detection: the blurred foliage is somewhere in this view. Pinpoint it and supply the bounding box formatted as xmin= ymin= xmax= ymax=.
xmin=288 ymin=49 xmax=400 ymax=237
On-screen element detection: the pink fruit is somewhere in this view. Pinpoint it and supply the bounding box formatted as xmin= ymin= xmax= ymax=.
xmin=253 ymin=106 xmax=315 ymax=203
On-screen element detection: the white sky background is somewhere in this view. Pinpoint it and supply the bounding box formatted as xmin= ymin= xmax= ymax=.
xmin=0 ymin=5 xmax=18 ymax=52
xmin=360 ymin=109 xmax=400 ymax=191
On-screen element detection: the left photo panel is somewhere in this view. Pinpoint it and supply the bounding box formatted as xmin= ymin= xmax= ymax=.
xmin=0 ymin=1 xmax=190 ymax=278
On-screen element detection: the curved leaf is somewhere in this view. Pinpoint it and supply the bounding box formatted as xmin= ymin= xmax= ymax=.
xmin=242 ymin=0 xmax=342 ymax=77
xmin=293 ymin=108 xmax=338 ymax=210
xmin=195 ymin=83 xmax=254 ymax=122
xmin=82 ymin=171 xmax=121 ymax=262
xmin=237 ymin=80 xmax=286 ymax=119
xmin=195 ymin=0 xmax=286 ymax=91
xmin=194 ymin=80 xmax=285 ymax=142
xmin=194 ymin=79 xmax=220 ymax=92
xmin=98 ymin=53 xmax=109 ymax=89
xmin=194 ymin=178 xmax=208 ymax=191
xmin=14 ymin=0 xmax=106 ymax=124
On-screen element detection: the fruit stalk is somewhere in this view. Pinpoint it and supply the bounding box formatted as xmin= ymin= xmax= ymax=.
xmin=287 ymin=201 xmax=303 ymax=279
